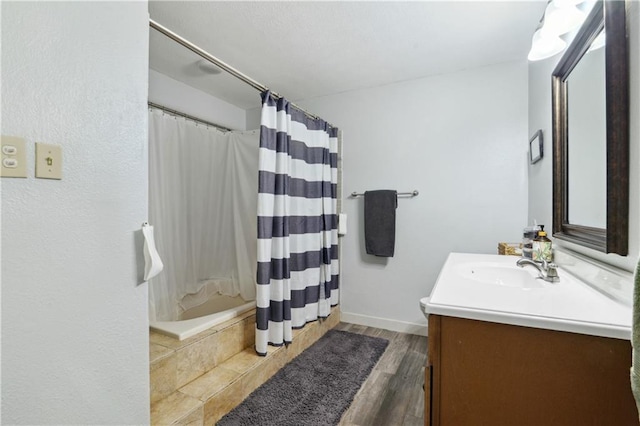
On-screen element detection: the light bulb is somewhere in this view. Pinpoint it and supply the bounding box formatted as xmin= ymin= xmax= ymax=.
xmin=541 ymin=2 xmax=586 ymax=37
xmin=553 ymin=0 xmax=585 ymax=8
xmin=528 ymin=29 xmax=567 ymax=61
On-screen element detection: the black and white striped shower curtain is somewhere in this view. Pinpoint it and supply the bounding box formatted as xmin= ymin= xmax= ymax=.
xmin=256 ymin=91 xmax=339 ymax=355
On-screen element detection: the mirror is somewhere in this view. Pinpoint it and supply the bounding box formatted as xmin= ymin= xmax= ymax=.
xmin=530 ymin=130 xmax=543 ymax=164
xmin=567 ymin=28 xmax=606 ymax=229
xmin=552 ymin=0 xmax=629 ymax=255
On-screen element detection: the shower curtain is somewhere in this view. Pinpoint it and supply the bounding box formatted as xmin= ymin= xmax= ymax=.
xmin=148 ymin=108 xmax=258 ymax=321
xmin=256 ymin=91 xmax=340 ymax=355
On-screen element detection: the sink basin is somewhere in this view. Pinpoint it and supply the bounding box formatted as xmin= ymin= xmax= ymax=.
xmin=455 ymin=262 xmax=544 ymax=289
xmin=426 ymin=253 xmax=632 ymax=340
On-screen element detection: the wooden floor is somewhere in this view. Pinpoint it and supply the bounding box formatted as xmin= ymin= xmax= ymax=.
xmin=336 ymin=322 xmax=427 ymax=426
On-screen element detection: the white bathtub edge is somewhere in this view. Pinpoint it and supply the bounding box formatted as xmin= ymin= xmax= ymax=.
xmin=150 ymin=301 xmax=256 ymax=340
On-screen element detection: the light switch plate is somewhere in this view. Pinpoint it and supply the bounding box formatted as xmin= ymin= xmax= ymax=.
xmin=35 ymin=143 xmax=62 ymax=180
xmin=1 ymin=135 xmax=28 ymax=178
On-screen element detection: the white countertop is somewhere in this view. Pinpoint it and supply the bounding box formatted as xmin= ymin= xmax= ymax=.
xmin=426 ymin=253 xmax=632 ymax=340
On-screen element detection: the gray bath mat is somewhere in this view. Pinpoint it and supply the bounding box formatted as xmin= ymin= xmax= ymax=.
xmin=217 ymin=329 xmax=389 ymax=426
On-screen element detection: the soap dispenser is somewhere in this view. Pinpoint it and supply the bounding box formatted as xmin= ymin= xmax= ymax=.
xmin=532 ymin=225 xmax=552 ymax=263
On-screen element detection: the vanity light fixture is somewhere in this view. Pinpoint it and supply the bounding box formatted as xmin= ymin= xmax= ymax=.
xmin=527 ymin=0 xmax=587 ymax=61
xmin=553 ymin=0 xmax=586 ymax=7
xmin=541 ymin=1 xmax=586 ymax=36
xmin=528 ymin=28 xmax=567 ymax=61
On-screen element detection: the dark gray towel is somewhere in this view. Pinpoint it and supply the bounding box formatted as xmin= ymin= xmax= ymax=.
xmin=364 ymin=190 xmax=397 ymax=257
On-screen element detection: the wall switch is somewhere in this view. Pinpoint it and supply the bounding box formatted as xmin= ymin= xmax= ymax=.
xmin=35 ymin=143 xmax=62 ymax=180
xmin=1 ymin=135 xmax=27 ymax=178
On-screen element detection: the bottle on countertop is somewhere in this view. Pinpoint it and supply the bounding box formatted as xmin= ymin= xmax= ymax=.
xmin=532 ymin=225 xmax=552 ymax=263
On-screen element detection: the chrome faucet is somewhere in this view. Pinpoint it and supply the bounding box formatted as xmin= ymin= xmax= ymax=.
xmin=516 ymin=258 xmax=560 ymax=283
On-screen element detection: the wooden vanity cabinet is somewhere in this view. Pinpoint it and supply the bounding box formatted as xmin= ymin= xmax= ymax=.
xmin=425 ymin=314 xmax=638 ymax=426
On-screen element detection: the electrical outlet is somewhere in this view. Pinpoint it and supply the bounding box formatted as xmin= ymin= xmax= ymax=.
xmin=1 ymin=135 xmax=27 ymax=178
xmin=35 ymin=143 xmax=62 ymax=180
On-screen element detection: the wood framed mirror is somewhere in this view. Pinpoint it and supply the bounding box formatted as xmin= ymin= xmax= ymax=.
xmin=552 ymin=0 xmax=629 ymax=255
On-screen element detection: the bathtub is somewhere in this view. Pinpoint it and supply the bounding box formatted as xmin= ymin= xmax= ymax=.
xmin=150 ymin=294 xmax=256 ymax=340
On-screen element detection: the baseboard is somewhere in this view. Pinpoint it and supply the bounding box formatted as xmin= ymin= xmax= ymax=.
xmin=340 ymin=311 xmax=428 ymax=336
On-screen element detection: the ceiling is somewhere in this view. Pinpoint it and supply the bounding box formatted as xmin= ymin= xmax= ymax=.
xmin=149 ymin=1 xmax=547 ymax=110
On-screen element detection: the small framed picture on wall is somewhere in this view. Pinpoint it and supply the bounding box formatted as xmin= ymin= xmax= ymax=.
xmin=529 ymin=130 xmax=543 ymax=164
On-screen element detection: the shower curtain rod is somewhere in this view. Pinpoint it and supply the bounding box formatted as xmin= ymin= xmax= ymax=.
xmin=149 ymin=19 xmax=328 ymax=124
xmin=148 ymin=101 xmax=232 ymax=132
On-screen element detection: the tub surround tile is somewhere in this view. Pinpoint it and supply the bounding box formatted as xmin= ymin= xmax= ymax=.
xmin=272 ymin=344 xmax=288 ymax=370
xmin=176 ymin=333 xmax=219 ymax=388
xmin=150 ymin=341 xmax=175 ymax=364
xmin=212 ymin=310 xmax=255 ymax=333
xmin=174 ymin=405 xmax=204 ymax=426
xmin=150 ymin=330 xmax=184 ymax=349
xmin=179 ymin=366 xmax=241 ymax=402
xmin=243 ymin=316 xmax=256 ymax=349
xmin=214 ymin=322 xmax=245 ymax=365
xmin=326 ymin=309 xmax=341 ymax=329
xmin=151 ymin=391 xmax=202 ymax=425
xmin=286 ymin=336 xmax=304 ymax=361
xmin=222 ymin=348 xmax=265 ymax=374
xmin=299 ymin=322 xmax=321 ymax=352
xmin=150 ymin=330 xmax=196 ymax=351
xmin=241 ymin=346 xmax=287 ymax=397
xmin=203 ymin=377 xmax=244 ymax=425
xmin=150 ymin=352 xmax=178 ymax=404
xmin=291 ymin=324 xmax=307 ymax=340
xmin=309 ymin=320 xmax=323 ymax=341
xmin=150 ymin=306 xmax=341 ymax=425
xmin=272 ymin=345 xmax=289 ymax=375
xmin=240 ymin=361 xmax=268 ymax=397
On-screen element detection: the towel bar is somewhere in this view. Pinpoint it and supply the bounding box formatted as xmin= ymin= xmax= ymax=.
xmin=350 ymin=190 xmax=419 ymax=198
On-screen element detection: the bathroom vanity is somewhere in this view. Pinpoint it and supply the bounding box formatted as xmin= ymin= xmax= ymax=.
xmin=424 ymin=253 xmax=637 ymax=426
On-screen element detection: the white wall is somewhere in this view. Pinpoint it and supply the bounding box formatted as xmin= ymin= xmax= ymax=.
xmin=149 ymin=69 xmax=247 ymax=130
xmin=246 ymin=106 xmax=262 ymax=130
xmin=1 ymin=3 xmax=150 ymax=424
xmin=528 ymin=1 xmax=640 ymax=273
xmin=295 ymin=61 xmax=529 ymax=333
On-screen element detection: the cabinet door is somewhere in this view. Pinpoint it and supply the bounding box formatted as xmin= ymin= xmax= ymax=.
xmin=435 ymin=315 xmax=637 ymax=425
xmin=426 ymin=315 xmax=441 ymax=426
xmin=424 ymin=364 xmax=431 ymax=426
